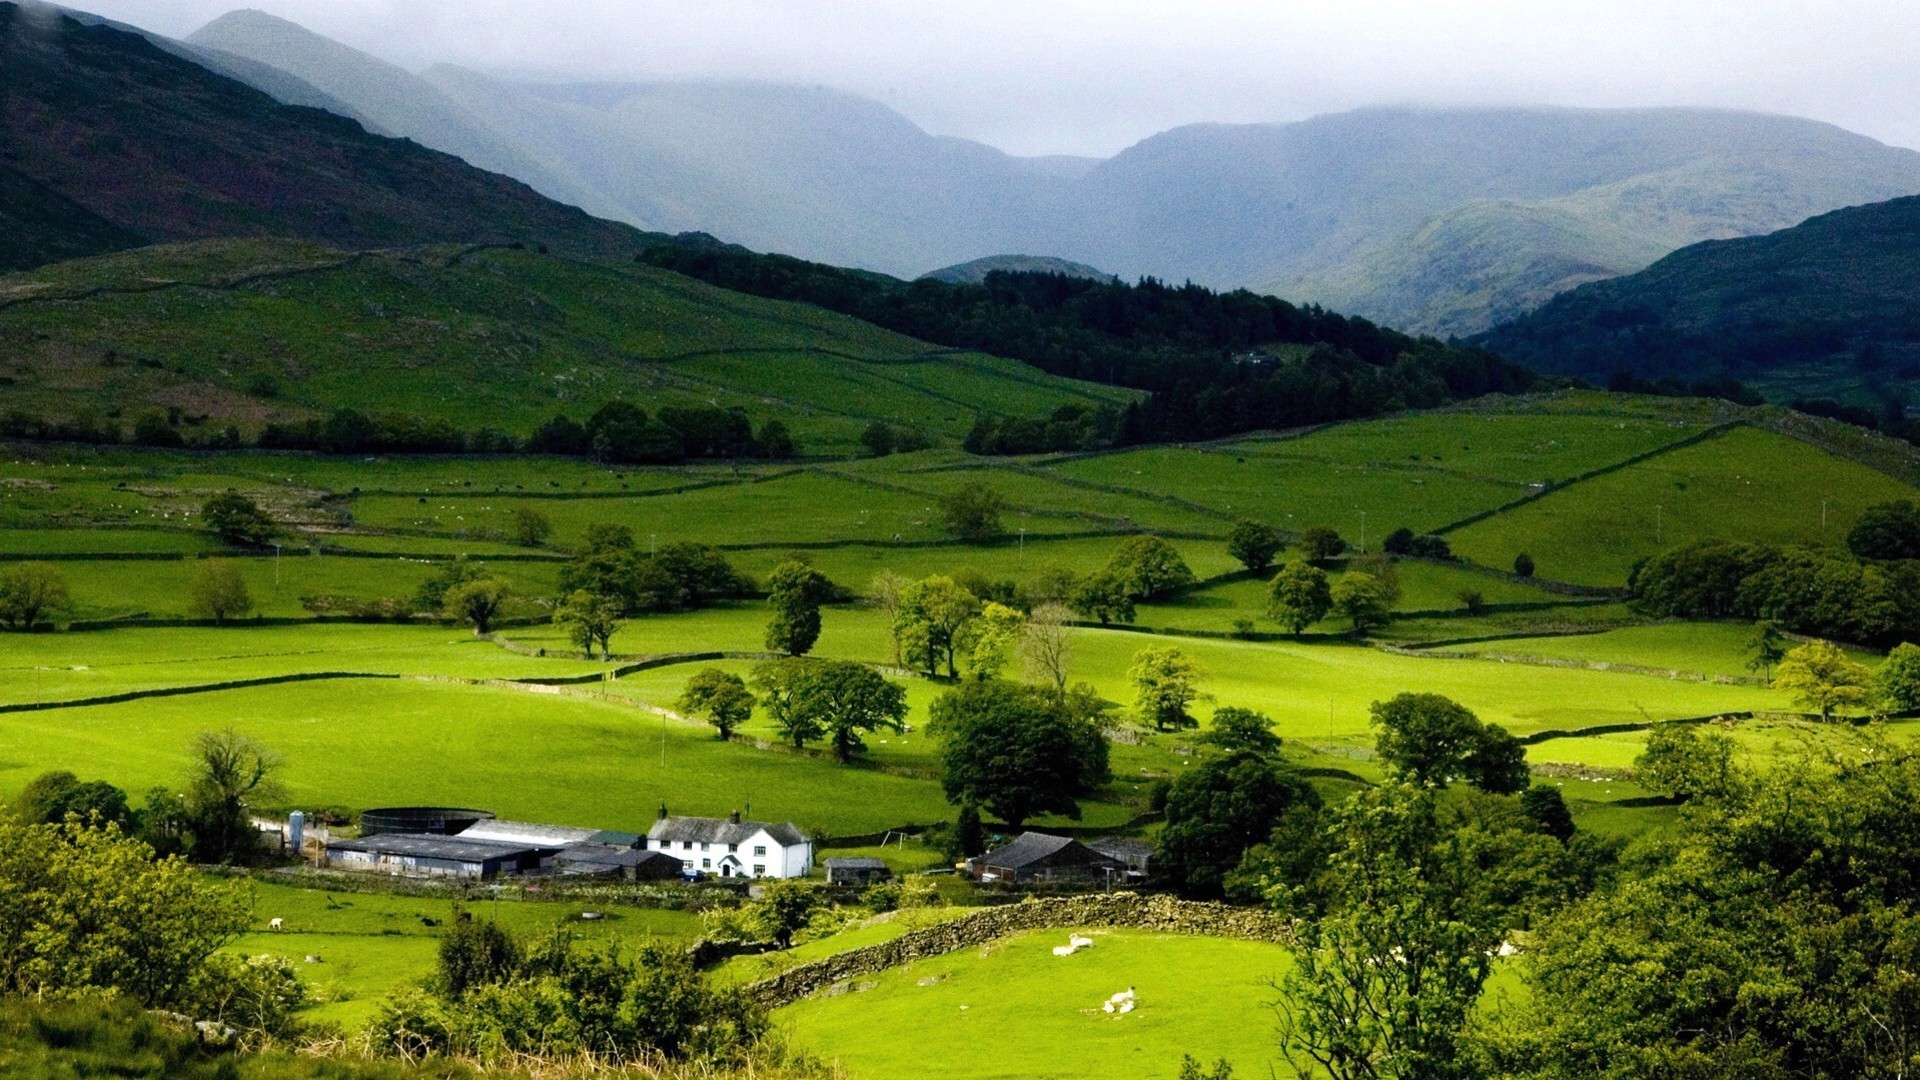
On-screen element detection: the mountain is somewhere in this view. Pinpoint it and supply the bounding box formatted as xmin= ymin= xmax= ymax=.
xmin=1474 ymin=194 xmax=1920 ymax=401
xmin=920 ymin=255 xmax=1117 ymax=285
xmin=0 ymin=2 xmax=655 ymax=271
xmin=170 ymin=10 xmax=1920 ymax=336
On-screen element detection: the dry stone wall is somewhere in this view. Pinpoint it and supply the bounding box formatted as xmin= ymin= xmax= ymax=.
xmin=739 ymin=893 xmax=1288 ymax=1008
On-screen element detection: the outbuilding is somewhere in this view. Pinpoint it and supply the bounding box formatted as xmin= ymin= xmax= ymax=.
xmin=824 ymin=856 xmax=891 ymax=887
xmin=1087 ymin=837 xmax=1154 ymax=876
xmin=553 ymin=844 xmax=685 ymax=881
xmin=325 ymin=833 xmax=546 ymax=879
xmin=967 ymin=832 xmax=1126 ymax=885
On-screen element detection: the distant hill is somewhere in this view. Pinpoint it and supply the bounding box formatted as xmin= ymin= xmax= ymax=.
xmin=0 ymin=238 xmax=1130 ymax=452
xmin=0 ymin=2 xmax=656 ymax=271
xmin=1474 ymin=195 xmax=1920 ymax=401
xmin=167 ymin=11 xmax=1920 ymax=335
xmin=920 ymin=255 xmax=1117 ymax=285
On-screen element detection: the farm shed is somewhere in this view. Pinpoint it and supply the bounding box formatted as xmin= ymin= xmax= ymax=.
xmin=824 ymin=856 xmax=891 ymax=887
xmin=1087 ymin=837 xmax=1154 ymax=876
xmin=325 ymin=833 xmax=545 ymax=879
xmin=460 ymin=819 xmax=600 ymax=847
xmin=646 ymin=807 xmax=813 ymax=878
xmin=968 ymin=832 xmax=1127 ymax=885
xmin=553 ymin=845 xmax=684 ymax=881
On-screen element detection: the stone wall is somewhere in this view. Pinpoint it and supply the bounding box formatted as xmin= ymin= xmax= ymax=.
xmin=739 ymin=893 xmax=1288 ymax=1009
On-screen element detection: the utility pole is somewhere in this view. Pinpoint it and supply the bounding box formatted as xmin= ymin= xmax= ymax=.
xmin=1822 ymin=498 xmax=1829 ymax=532
xmin=1357 ymin=509 xmax=1367 ymax=554
xmin=1655 ymin=504 xmax=1663 ymax=545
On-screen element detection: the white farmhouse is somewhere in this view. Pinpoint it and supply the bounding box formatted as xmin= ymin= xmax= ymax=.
xmin=645 ymin=807 xmax=812 ymax=879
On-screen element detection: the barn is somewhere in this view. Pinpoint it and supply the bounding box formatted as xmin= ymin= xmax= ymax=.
xmin=552 ymin=845 xmax=685 ymax=881
xmin=325 ymin=832 xmax=546 ymax=879
xmin=967 ymin=832 xmax=1127 ymax=885
xmin=824 ymin=856 xmax=891 ymax=887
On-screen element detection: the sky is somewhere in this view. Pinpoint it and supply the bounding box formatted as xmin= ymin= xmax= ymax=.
xmin=69 ymin=0 xmax=1920 ymax=158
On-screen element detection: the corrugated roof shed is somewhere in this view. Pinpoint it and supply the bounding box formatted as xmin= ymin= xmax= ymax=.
xmin=459 ymin=820 xmax=598 ymax=847
xmin=328 ymin=833 xmax=544 ymax=863
xmin=823 ymin=856 xmax=888 ymax=870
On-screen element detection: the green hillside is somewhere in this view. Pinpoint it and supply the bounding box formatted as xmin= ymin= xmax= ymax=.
xmin=0 ymin=239 xmax=1130 ymax=452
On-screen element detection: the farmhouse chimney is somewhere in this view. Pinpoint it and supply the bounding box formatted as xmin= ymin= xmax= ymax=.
xmin=729 ymin=809 xmax=741 ymax=824
xmin=657 ymin=802 xmax=668 ymax=821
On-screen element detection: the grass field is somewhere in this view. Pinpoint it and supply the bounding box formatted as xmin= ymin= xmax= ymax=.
xmin=778 ymin=928 xmax=1295 ymax=1080
xmin=1447 ymin=425 xmax=1918 ymax=585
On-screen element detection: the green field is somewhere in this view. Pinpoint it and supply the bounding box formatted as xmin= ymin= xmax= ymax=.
xmin=778 ymin=929 xmax=1295 ymax=1080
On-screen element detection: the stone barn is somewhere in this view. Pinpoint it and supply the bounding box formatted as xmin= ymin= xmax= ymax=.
xmin=824 ymin=856 xmax=891 ymax=887
xmin=967 ymin=832 xmax=1127 ymax=885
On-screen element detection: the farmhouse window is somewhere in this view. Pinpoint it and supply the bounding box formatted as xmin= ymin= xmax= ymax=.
xmin=702 ymin=858 xmax=711 ymax=869
xmin=754 ymin=865 xmax=766 ymax=875
xmin=754 ymin=845 xmax=766 ymax=856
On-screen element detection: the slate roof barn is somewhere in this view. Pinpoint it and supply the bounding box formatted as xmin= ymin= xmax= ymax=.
xmin=1087 ymin=837 xmax=1154 ymax=875
xmin=325 ymin=833 xmax=545 ymax=879
xmin=824 ymin=856 xmax=891 ymax=887
xmin=969 ymin=832 xmax=1127 ymax=884
xmin=553 ymin=845 xmax=684 ymax=881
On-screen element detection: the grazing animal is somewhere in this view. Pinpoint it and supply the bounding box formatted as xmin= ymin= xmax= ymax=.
xmin=1052 ymin=945 xmax=1077 ymax=957
xmin=1069 ymin=935 xmax=1094 ymax=949
xmin=1118 ymin=1000 xmax=1135 ymax=1014
xmin=421 ymin=916 xmax=439 ymax=927
xmin=267 ymin=918 xmax=282 ymax=931
xmin=1108 ymin=988 xmax=1135 ymax=1005
xmin=304 ymin=955 xmax=323 ymax=964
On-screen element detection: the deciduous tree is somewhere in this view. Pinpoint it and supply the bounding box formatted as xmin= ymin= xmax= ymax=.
xmin=678 ymin=668 xmax=755 ymax=741
xmin=1331 ymin=571 xmax=1390 ymax=636
xmin=0 ymin=562 xmax=69 ymax=630
xmin=791 ymin=661 xmax=907 ymax=763
xmin=764 ymin=560 xmax=831 ymax=657
xmin=931 ymin=680 xmax=1110 ymax=828
xmin=1226 ymin=519 xmax=1282 ymax=574
xmin=1130 ymin=646 xmax=1206 ymax=731
xmin=554 ymin=589 xmax=621 ymax=659
xmin=1774 ymin=639 xmax=1875 ymax=720
xmin=200 ymin=492 xmax=275 ymax=546
xmin=1020 ymin=601 xmax=1075 ymax=693
xmin=188 ymin=560 xmax=251 ymax=625
xmin=1106 ymin=535 xmax=1196 ymax=599
xmin=940 ymin=481 xmax=1006 ymax=543
xmin=1267 ymin=562 xmax=1332 ymax=633
xmin=442 ymin=577 xmax=510 ymax=635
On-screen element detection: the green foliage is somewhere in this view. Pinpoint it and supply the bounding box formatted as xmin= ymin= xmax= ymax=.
xmin=894 ymin=575 xmax=979 ymax=678
xmin=791 ymin=660 xmax=908 ymax=763
xmin=553 ymin=588 xmax=621 ymax=659
xmin=1371 ymin=693 xmax=1524 ymax=793
xmin=643 ymin=543 xmax=752 ymax=612
xmin=183 ymin=729 xmax=281 ymax=865
xmin=0 ymin=561 xmax=69 ymax=630
xmin=950 ymin=803 xmax=985 ymax=859
xmin=187 ymin=952 xmax=307 ymax=1040
xmin=0 ymin=818 xmax=248 ymax=1007
xmin=437 ymin=913 xmax=522 ymax=999
xmin=1129 ymin=646 xmax=1207 ymax=732
xmin=440 ymin=577 xmax=509 ymax=635
xmin=1849 ymin=499 xmax=1920 ymax=561
xmin=1157 ymin=751 xmax=1320 ymax=898
xmin=750 ymin=658 xmax=824 ymax=750
xmin=200 ymin=492 xmax=275 ymax=546
xmin=1462 ymin=723 xmax=1531 ymax=795
xmin=1298 ymin=525 xmax=1348 ymax=563
xmin=960 ymin=601 xmax=1025 ymax=679
xmin=764 ymin=560 xmax=831 ymax=657
xmin=1877 ymin=642 xmax=1920 ymax=712
xmin=11 ymin=770 xmax=130 ymax=828
xmin=1226 ymin=519 xmax=1282 ymax=574
xmin=409 ymin=556 xmax=484 ymax=613
xmin=1513 ymin=552 xmax=1535 ymax=578
xmin=678 ymin=668 xmax=756 ymax=741
xmin=1104 ymin=535 xmax=1196 ymax=600
xmin=187 ymin=559 xmax=252 ymax=624
xmin=1068 ymin=568 xmax=1135 ymax=625
xmin=1330 ymin=570 xmax=1391 ymax=636
xmin=1745 ymin=620 xmax=1787 ymax=683
xmin=939 ymin=481 xmax=1006 ymax=544
xmin=1520 ymin=784 xmax=1576 ymax=843
xmin=511 ymin=507 xmax=551 ymax=548
xmin=1774 ymin=639 xmax=1875 ymax=720
xmin=1266 ymin=562 xmax=1332 ymax=633
xmin=1631 ymin=539 xmax=1777 ymax=618
xmin=1199 ymin=706 xmax=1283 ymax=756
xmin=930 ymin=680 xmax=1111 ymax=828
xmin=1633 ymin=723 xmax=1742 ymax=801
xmin=1176 ymin=1055 xmax=1235 ymax=1080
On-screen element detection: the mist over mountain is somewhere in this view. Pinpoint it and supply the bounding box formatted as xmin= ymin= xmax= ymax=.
xmin=0 ymin=2 xmax=655 ymax=271
xmin=175 ymin=9 xmax=1920 ymax=336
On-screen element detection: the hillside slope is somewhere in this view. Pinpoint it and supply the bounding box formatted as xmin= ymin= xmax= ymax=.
xmin=171 ymin=10 xmax=1920 ymax=335
xmin=1475 ymin=195 xmax=1920 ymax=401
xmin=0 ymin=2 xmax=655 ymax=271
xmin=0 ymin=238 xmax=1130 ymax=452
xmin=920 ymin=255 xmax=1118 ymax=285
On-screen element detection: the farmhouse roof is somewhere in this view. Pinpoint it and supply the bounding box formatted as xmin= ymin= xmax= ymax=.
xmin=981 ymin=832 xmax=1117 ymax=871
xmin=648 ymin=814 xmax=808 ymax=847
xmin=554 ymin=845 xmax=679 ymax=869
xmin=328 ymin=833 xmax=543 ymax=863
xmin=823 ymin=856 xmax=888 ymax=870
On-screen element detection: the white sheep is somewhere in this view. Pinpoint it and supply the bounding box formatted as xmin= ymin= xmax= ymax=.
xmin=1052 ymin=945 xmax=1077 ymax=957
xmin=1108 ymin=987 xmax=1135 ymax=1004
xmin=268 ymin=918 xmax=283 ymax=931
xmin=1118 ymin=1000 xmax=1135 ymax=1014
xmin=1069 ymin=934 xmax=1094 ymax=949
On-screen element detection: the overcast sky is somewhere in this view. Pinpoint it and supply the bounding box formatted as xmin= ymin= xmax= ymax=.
xmin=71 ymin=0 xmax=1920 ymax=158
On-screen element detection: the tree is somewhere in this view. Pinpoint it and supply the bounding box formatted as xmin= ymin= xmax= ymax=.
xmin=1847 ymin=498 xmax=1920 ymax=561
xmin=869 ymin=569 xmax=910 ymax=665
xmin=756 ymin=419 xmax=796 ymax=459
xmin=1273 ymin=783 xmax=1502 ymax=1080
xmin=931 ymin=680 xmax=1111 ymax=828
xmin=1382 ymin=527 xmax=1417 ymax=555
xmin=188 ymin=560 xmax=252 ymax=624
xmin=1267 ymin=562 xmax=1332 ymax=633
xmin=200 ymin=492 xmax=275 ymax=546
xmin=950 ymin=803 xmax=985 ymax=858
xmin=1513 ymin=552 xmax=1535 ymax=578
xmin=1020 ymin=601 xmax=1075 ymax=693
xmin=1158 ymin=751 xmax=1319 ymax=897
xmin=764 ymin=560 xmax=831 ymax=657
xmin=12 ymin=770 xmax=131 ymax=828
xmin=413 ymin=556 xmax=485 ymax=612
xmin=0 ymin=562 xmax=69 ymax=630
xmin=791 ymin=661 xmax=907 ymax=763
xmin=940 ymin=481 xmax=1006 ymax=543
xmin=895 ymin=576 xmax=979 ymax=678
xmin=1461 ymin=723 xmax=1529 ymax=795
xmin=558 ymin=523 xmax=642 ymax=611
xmin=1456 ymin=588 xmax=1485 ymax=614
xmin=437 ymin=913 xmax=521 ymax=998
xmin=860 ymin=421 xmax=897 ymax=457
xmin=1298 ymin=525 xmax=1347 ymax=563
xmin=751 ymin=879 xmax=821 ymax=949
xmin=961 ymin=601 xmax=1025 ymax=679
xmin=642 ymin=543 xmax=748 ymax=611
xmin=1227 ymin=519 xmax=1283 ymax=574
xmin=1633 ymin=723 xmax=1742 ymax=801
xmin=1774 ymin=639 xmax=1875 ymax=720
xmin=1876 ymin=641 xmax=1920 ymax=712
xmin=554 ymin=589 xmax=621 ymax=659
xmin=1330 ymin=571 xmax=1390 ymax=636
xmin=513 ymin=508 xmax=552 ymax=547
xmin=751 ymin=658 xmax=823 ymax=749
xmin=442 ymin=577 xmax=510 ymax=635
xmin=678 ymin=668 xmax=755 ymax=741
xmin=1370 ymin=693 xmax=1484 ymax=787
xmin=1520 ymin=784 xmax=1575 ymax=842
xmin=185 ymin=729 xmax=281 ymax=864
xmin=1200 ymin=706 xmax=1282 ymax=756
xmin=1106 ymin=535 xmax=1195 ymax=599
xmin=1745 ymin=619 xmax=1787 ymax=684
xmin=1130 ymin=646 xmax=1206 ymax=731
xmin=1069 ymin=568 xmax=1135 ymax=625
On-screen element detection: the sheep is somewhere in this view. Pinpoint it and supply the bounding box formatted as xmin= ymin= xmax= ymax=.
xmin=1052 ymin=945 xmax=1077 ymax=957
xmin=267 ymin=918 xmax=283 ymax=931
xmin=1118 ymin=1000 xmax=1136 ymax=1014
xmin=1069 ymin=935 xmax=1094 ymax=949
xmin=1108 ymin=987 xmax=1135 ymax=1004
